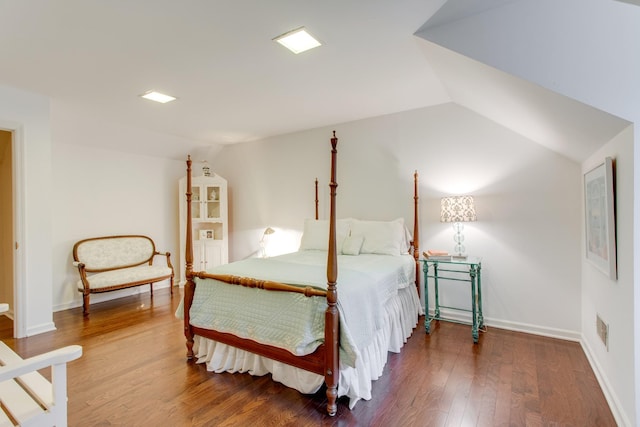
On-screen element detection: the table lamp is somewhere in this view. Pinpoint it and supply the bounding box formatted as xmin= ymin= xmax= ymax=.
xmin=440 ymin=195 xmax=477 ymax=257
xmin=260 ymin=227 xmax=275 ymax=258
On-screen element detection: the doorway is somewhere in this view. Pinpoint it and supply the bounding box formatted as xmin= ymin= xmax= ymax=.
xmin=0 ymin=130 xmax=14 ymax=338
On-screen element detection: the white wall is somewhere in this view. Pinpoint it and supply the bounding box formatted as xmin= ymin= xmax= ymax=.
xmin=50 ymin=103 xmax=187 ymax=311
xmin=211 ymin=102 xmax=583 ymax=338
xmin=0 ymin=85 xmax=54 ymax=337
xmin=582 ymin=125 xmax=635 ymax=426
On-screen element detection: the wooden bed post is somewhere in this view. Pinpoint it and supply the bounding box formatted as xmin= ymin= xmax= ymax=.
xmin=184 ymin=156 xmax=196 ymax=359
xmin=413 ymin=171 xmax=420 ymax=290
xmin=315 ymin=178 xmax=319 ymax=220
xmin=325 ymin=131 xmax=339 ymax=416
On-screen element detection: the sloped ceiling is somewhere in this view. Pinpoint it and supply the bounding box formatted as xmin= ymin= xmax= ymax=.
xmin=0 ymin=1 xmax=631 ymax=162
xmin=416 ymin=0 xmax=636 ymax=163
xmin=416 ymin=0 xmax=518 ymax=31
xmin=414 ymin=39 xmax=629 ymax=163
xmin=615 ymin=0 xmax=640 ymax=6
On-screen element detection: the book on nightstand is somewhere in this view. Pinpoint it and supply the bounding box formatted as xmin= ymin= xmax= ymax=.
xmin=423 ymin=250 xmax=452 ymax=261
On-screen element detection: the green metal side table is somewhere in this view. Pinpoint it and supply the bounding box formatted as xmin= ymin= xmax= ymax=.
xmin=422 ymin=256 xmax=483 ymax=343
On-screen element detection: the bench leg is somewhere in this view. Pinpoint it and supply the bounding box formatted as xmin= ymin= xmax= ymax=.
xmin=83 ymin=293 xmax=90 ymax=316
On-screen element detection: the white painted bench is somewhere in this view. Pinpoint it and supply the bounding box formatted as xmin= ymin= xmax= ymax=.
xmin=0 ymin=342 xmax=82 ymax=427
xmin=73 ymin=235 xmax=174 ymax=316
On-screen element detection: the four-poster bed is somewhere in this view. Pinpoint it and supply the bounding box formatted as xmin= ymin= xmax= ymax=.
xmin=180 ymin=132 xmax=421 ymax=416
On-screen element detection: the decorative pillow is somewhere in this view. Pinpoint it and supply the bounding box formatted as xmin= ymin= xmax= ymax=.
xmin=299 ymin=218 xmax=350 ymax=252
xmin=342 ymin=235 xmax=364 ymax=256
xmin=402 ymin=225 xmax=413 ymax=254
xmin=350 ymin=218 xmax=406 ymax=256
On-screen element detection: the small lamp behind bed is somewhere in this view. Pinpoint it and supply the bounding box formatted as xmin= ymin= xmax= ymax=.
xmin=259 ymin=227 xmax=276 ymax=258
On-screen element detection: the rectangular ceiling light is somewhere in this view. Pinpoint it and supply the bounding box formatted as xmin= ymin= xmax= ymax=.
xmin=140 ymin=91 xmax=176 ymax=103
xmin=274 ymin=27 xmax=321 ymax=54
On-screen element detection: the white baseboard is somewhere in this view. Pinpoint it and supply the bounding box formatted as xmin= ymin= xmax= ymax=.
xmin=53 ymin=282 xmax=172 ymax=313
xmin=427 ymin=309 xmax=582 ymax=342
xmin=482 ymin=316 xmax=582 ymax=342
xmin=26 ymin=321 xmax=56 ymax=337
xmin=581 ymin=337 xmax=631 ymax=427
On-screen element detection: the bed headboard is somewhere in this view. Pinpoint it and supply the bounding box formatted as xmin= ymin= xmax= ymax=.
xmin=413 ymin=170 xmax=420 ymax=289
xmin=185 ymin=155 xmax=194 ymax=281
xmin=315 ymin=178 xmax=319 ymax=220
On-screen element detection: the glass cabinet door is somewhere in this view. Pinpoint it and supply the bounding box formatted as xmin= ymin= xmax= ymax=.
xmin=205 ymin=185 xmax=221 ymax=219
xmin=191 ymin=186 xmax=202 ymax=220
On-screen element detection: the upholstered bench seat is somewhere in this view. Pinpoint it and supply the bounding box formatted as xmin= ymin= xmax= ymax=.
xmin=76 ymin=265 xmax=173 ymax=290
xmin=73 ymin=235 xmax=174 ymax=316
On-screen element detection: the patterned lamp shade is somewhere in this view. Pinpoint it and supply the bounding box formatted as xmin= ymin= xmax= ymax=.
xmin=440 ymin=196 xmax=477 ymax=223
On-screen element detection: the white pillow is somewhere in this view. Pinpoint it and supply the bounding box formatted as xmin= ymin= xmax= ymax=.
xmin=342 ymin=235 xmax=364 ymax=256
xmin=402 ymin=225 xmax=413 ymax=253
xmin=351 ymin=218 xmax=406 ymax=256
xmin=299 ymin=219 xmax=350 ymax=252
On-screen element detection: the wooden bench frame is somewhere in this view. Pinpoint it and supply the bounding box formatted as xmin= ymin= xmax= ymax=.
xmin=73 ymin=235 xmax=174 ymax=316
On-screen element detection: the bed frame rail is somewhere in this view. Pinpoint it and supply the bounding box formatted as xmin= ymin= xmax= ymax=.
xmin=191 ymin=271 xmax=327 ymax=297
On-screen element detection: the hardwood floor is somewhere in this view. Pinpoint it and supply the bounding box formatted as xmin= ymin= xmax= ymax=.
xmin=0 ymin=288 xmax=616 ymax=426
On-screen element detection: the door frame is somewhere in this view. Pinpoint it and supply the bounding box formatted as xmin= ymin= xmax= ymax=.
xmin=0 ymin=121 xmax=26 ymax=338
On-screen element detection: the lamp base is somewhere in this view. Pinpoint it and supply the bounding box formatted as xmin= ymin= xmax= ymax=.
xmin=452 ymin=222 xmax=466 ymax=257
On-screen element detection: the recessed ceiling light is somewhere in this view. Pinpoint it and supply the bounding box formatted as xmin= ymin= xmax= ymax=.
xmin=273 ymin=27 xmax=321 ymax=54
xmin=140 ymin=91 xmax=176 ymax=104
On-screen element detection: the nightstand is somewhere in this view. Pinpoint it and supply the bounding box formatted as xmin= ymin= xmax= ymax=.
xmin=422 ymin=256 xmax=483 ymax=343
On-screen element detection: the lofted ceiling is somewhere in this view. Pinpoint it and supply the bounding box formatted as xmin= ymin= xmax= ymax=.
xmin=415 ymin=39 xmax=629 ymax=163
xmin=0 ymin=1 xmax=630 ymax=161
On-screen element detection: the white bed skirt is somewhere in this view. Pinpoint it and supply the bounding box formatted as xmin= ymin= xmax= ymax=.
xmin=193 ymin=284 xmax=423 ymax=409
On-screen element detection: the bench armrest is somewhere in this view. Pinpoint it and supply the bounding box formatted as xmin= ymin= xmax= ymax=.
xmin=0 ymin=344 xmax=83 ymax=382
xmin=153 ymin=251 xmax=173 ymax=269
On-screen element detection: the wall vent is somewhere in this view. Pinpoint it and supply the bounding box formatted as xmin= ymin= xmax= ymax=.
xmin=596 ymin=314 xmax=609 ymax=350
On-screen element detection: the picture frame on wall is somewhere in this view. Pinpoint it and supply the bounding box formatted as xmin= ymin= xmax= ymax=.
xmin=584 ymin=157 xmax=617 ymax=279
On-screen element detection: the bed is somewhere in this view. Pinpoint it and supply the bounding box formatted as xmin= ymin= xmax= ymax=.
xmin=180 ymin=132 xmax=422 ymax=415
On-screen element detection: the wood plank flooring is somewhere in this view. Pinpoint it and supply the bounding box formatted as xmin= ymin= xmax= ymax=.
xmin=0 ymin=288 xmax=616 ymax=426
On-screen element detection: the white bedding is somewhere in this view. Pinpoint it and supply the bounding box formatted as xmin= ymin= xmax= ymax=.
xmin=180 ymin=250 xmax=422 ymax=408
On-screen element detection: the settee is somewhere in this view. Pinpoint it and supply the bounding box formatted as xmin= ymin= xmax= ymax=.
xmin=73 ymin=235 xmax=174 ymax=316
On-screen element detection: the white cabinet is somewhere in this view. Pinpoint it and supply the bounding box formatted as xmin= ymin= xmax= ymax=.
xmin=179 ymin=173 xmax=228 ymax=285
